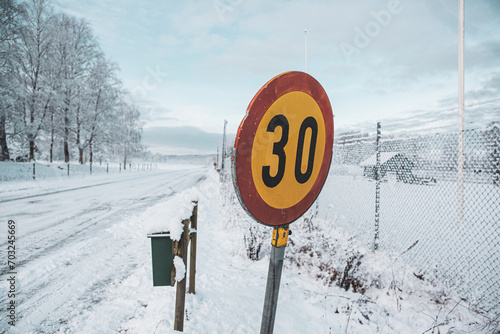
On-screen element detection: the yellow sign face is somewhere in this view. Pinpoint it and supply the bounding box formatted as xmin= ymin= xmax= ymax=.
xmin=251 ymin=91 xmax=326 ymax=209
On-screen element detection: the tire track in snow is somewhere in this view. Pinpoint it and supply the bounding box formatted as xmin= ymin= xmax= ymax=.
xmin=0 ymin=169 xmax=193 ymax=254
xmin=1 ymin=169 xmax=197 ymax=277
xmin=0 ymin=169 xmax=183 ymax=203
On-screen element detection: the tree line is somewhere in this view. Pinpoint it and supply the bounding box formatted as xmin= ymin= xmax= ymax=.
xmin=0 ymin=0 xmax=143 ymax=167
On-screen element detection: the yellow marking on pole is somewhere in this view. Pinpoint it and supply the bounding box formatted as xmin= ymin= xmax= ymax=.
xmin=271 ymin=225 xmax=290 ymax=248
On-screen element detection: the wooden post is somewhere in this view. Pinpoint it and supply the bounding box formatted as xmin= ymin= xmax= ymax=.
xmin=32 ymin=161 xmax=35 ymax=180
xmin=189 ymin=202 xmax=198 ymax=294
xmin=174 ymin=218 xmax=190 ymax=332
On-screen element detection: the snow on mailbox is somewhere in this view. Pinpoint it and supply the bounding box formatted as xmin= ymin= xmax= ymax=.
xmin=144 ymin=188 xmax=200 ymax=287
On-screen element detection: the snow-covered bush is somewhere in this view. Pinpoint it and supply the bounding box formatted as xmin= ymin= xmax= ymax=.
xmin=286 ymin=206 xmax=369 ymax=294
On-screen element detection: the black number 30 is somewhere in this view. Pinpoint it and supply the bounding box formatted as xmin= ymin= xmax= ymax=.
xmin=262 ymin=115 xmax=318 ymax=188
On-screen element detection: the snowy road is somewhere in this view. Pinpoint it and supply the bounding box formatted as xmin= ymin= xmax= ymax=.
xmin=0 ymin=167 xmax=207 ymax=333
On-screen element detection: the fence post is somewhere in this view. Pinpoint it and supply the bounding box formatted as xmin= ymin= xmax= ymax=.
xmin=106 ymin=163 xmax=109 ymax=173
xmin=174 ymin=218 xmax=190 ymax=332
xmin=67 ymin=163 xmax=70 ymax=176
xmin=374 ymin=122 xmax=381 ymax=251
xmin=32 ymin=161 xmax=35 ymax=180
xmin=119 ymin=163 xmax=121 ymax=173
xmin=189 ymin=202 xmax=198 ymax=294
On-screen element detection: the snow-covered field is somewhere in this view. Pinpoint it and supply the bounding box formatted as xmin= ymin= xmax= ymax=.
xmin=0 ymin=160 xmax=498 ymax=333
xmin=316 ymin=171 xmax=500 ymax=311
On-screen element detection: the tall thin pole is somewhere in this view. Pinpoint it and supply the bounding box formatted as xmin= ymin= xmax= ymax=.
xmin=374 ymin=122 xmax=381 ymax=251
xmin=304 ymin=29 xmax=307 ymax=73
xmin=458 ymin=0 xmax=465 ymax=226
xmin=221 ymin=120 xmax=227 ymax=170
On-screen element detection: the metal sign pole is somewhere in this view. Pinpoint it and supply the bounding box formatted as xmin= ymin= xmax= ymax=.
xmin=260 ymin=226 xmax=289 ymax=334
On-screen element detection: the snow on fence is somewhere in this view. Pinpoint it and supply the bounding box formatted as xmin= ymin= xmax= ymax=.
xmin=328 ymin=101 xmax=500 ymax=312
xmin=0 ymin=161 xmax=158 ymax=182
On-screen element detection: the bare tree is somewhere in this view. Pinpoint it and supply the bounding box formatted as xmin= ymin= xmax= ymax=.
xmin=81 ymin=56 xmax=121 ymax=167
xmin=50 ymin=13 xmax=98 ymax=163
xmin=2 ymin=0 xmax=146 ymax=164
xmin=11 ymin=0 xmax=56 ymax=161
xmin=0 ymin=0 xmax=23 ymax=160
xmin=115 ymin=99 xmax=143 ymax=169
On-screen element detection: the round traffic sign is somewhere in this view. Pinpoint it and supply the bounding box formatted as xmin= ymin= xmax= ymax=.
xmin=232 ymin=71 xmax=334 ymax=226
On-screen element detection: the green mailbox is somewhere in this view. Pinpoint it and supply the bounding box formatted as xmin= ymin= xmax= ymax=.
xmin=147 ymin=232 xmax=174 ymax=287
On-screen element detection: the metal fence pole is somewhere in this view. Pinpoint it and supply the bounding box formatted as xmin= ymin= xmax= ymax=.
xmin=374 ymin=122 xmax=381 ymax=251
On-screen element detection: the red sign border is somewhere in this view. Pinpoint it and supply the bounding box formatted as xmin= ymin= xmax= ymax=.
xmin=232 ymin=71 xmax=334 ymax=226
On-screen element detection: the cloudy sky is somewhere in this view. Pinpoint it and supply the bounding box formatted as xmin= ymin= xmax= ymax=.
xmin=53 ymin=0 xmax=500 ymax=155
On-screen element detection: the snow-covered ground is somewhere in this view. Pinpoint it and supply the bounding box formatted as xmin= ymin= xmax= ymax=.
xmin=316 ymin=171 xmax=500 ymax=311
xmin=0 ymin=160 xmax=498 ymax=333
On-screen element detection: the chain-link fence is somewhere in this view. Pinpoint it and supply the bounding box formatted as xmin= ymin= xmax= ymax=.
xmin=323 ymin=100 xmax=500 ymax=312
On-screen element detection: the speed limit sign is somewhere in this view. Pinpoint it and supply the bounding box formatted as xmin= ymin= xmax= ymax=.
xmin=232 ymin=71 xmax=334 ymax=226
